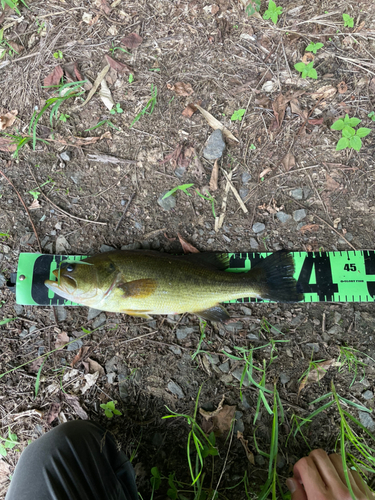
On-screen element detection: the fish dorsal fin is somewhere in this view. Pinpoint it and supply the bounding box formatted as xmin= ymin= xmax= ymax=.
xmin=117 ymin=279 xmax=157 ymax=298
xmin=195 ymin=304 xmax=230 ymax=322
xmin=184 ymin=253 xmax=230 ymax=271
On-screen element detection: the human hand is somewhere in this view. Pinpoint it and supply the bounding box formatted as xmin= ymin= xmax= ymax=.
xmin=286 ymin=449 xmax=374 ymax=500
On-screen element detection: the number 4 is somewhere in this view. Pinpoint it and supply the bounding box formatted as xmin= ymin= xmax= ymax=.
xmin=344 ymin=263 xmax=357 ymax=271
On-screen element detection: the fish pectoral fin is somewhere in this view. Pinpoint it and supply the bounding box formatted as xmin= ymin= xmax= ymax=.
xmin=117 ymin=279 xmax=157 ymax=298
xmin=122 ymin=309 xmax=153 ymax=319
xmin=195 ymin=305 xmax=230 ymax=323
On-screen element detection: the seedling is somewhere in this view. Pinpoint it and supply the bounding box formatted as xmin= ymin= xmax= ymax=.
xmin=0 ymin=318 xmax=16 ymax=326
xmin=59 ymin=113 xmax=70 ymax=122
xmin=263 ymin=0 xmax=282 ymax=24
xmin=0 ymin=428 xmax=18 ymax=457
xmin=28 ymin=190 xmax=40 ymax=200
xmin=110 ymin=102 xmax=124 ymax=115
xmin=245 ymin=0 xmax=261 ymax=16
xmin=109 ymin=42 xmax=131 ymax=55
xmin=162 ymin=183 xmax=194 ymax=200
xmin=130 ymin=84 xmax=157 ymax=127
xmin=368 ymin=111 xmax=375 ymax=122
xmin=53 ymin=50 xmax=63 ymax=59
xmin=294 ymin=60 xmax=317 ymax=79
xmin=0 ymin=28 xmax=20 ymax=58
xmin=331 ymin=114 xmax=371 ymax=151
xmin=305 ymin=42 xmax=324 ymax=54
xmin=100 ymin=400 xmax=122 ymax=419
xmin=85 ymin=120 xmax=120 ymax=131
xmin=0 ymin=232 xmax=10 ymax=239
xmin=191 ymin=319 xmax=207 ymax=361
xmin=231 ymin=108 xmax=246 ymax=121
xmin=249 ymin=143 xmax=256 ymax=150
xmin=337 ymin=345 xmax=374 ymax=386
xmin=1 ymin=0 xmax=27 ymax=16
xmin=195 ymin=189 xmax=216 ymax=218
xmin=128 ymin=73 xmax=134 ymax=83
xmin=343 ymin=13 xmax=354 ymax=28
xmin=35 ymin=19 xmax=46 ymax=34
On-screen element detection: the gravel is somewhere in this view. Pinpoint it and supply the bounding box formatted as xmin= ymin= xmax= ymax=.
xmin=203 ymin=129 xmax=226 ymax=160
xmin=358 ymin=411 xmax=375 ymax=432
xmin=87 ymin=308 xmax=102 ymax=321
xmin=242 ymin=172 xmax=252 ymax=184
xmin=362 ymin=390 xmax=374 ymax=400
xmin=67 ymin=339 xmax=83 ymax=351
xmin=167 ymin=380 xmax=185 ymax=398
xmin=100 ymin=244 xmax=115 ymax=252
xmin=252 ymin=222 xmax=265 ymax=233
xmin=249 ymin=237 xmax=259 ymax=249
xmin=157 ymin=191 xmax=176 ymax=211
xmin=290 ymin=188 xmax=303 ymax=200
xmin=276 ymin=211 xmax=291 ymax=223
xmin=92 ymin=313 xmax=107 ymax=329
xmin=293 ymin=209 xmax=307 ymax=222
xmin=280 ymin=372 xmax=291 ymax=384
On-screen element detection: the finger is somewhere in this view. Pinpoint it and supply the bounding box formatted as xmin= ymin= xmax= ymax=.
xmin=351 ymin=471 xmax=375 ymax=499
xmin=293 ymin=455 xmax=327 ymax=497
xmin=286 ymin=477 xmax=308 ymax=500
xmin=309 ymin=449 xmax=348 ymax=490
xmin=329 ymin=454 xmax=363 ymax=498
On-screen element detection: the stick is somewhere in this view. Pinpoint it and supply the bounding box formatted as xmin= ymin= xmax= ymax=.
xmin=115 ymin=192 xmax=136 ymax=231
xmin=221 ymin=168 xmax=248 ymax=214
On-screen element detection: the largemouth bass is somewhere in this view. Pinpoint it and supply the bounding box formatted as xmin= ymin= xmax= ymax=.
xmin=45 ymin=250 xmax=303 ymax=322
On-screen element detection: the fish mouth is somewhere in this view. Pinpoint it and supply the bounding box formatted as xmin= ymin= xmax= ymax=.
xmin=52 ymin=269 xmax=77 ymax=289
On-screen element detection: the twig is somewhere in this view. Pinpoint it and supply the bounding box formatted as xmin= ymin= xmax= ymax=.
xmin=115 ymin=192 xmax=136 ymax=231
xmin=221 ymin=168 xmax=248 ymax=214
xmin=27 ymin=164 xmax=107 ymax=226
xmin=213 ymin=422 xmax=235 ymax=497
xmin=0 ymin=166 xmax=42 ymax=252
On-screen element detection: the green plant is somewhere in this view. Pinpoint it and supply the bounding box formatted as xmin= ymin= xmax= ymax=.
xmin=305 ymin=42 xmax=324 ymax=54
xmin=298 ymin=356 xmax=327 ymax=386
xmin=35 ymin=19 xmax=45 ymax=34
xmin=263 ymin=0 xmax=282 ymax=24
xmin=28 ymin=190 xmax=40 ymax=200
xmin=0 ymin=427 xmax=18 ymax=457
xmin=337 ymin=345 xmax=374 ymax=386
xmin=1 ymin=0 xmax=27 ymax=16
xmin=162 ymin=183 xmax=194 ymax=200
xmin=0 ymin=232 xmax=10 ymax=239
xmin=191 ymin=319 xmax=208 ymax=361
xmin=195 ymin=189 xmax=216 ymax=218
xmin=100 ymin=400 xmax=122 ymax=419
xmin=230 ymin=109 xmax=246 ymax=121
xmin=249 ymin=143 xmax=256 ymax=150
xmin=294 ymin=61 xmax=317 ymax=79
xmin=110 ymin=102 xmax=124 ymax=115
xmin=343 ymin=13 xmax=354 ymax=28
xmin=0 ymin=318 xmax=16 ymax=326
xmin=368 ymin=111 xmax=375 ymax=121
xmin=53 ymin=50 xmax=63 ymax=59
xmin=128 ymin=73 xmax=134 ymax=83
xmin=109 ymin=42 xmax=131 ymax=55
xmin=331 ymin=114 xmax=371 ymax=151
xmin=59 ymin=113 xmax=70 ymax=122
xmin=130 ymin=84 xmax=157 ymax=127
xmin=245 ymin=0 xmax=261 ymax=16
xmin=0 ymin=28 xmax=19 ymax=58
xmin=85 ymin=120 xmax=120 ymax=131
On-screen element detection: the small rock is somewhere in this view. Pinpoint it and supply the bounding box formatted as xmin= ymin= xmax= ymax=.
xmin=60 ymin=151 xmax=70 ymax=162
xmin=290 ymin=188 xmax=303 ymax=200
xmin=252 ymin=222 xmax=265 ymax=234
xmin=100 ymin=244 xmax=115 ymax=253
xmin=87 ymin=308 xmax=102 ymax=321
xmin=240 ymin=306 xmax=252 ymax=316
xmin=280 ymin=372 xmax=290 ymax=385
xmin=29 ymin=325 xmax=38 ymax=334
xmin=38 ymin=346 xmax=45 ymax=356
xmin=293 ymin=209 xmax=307 ymax=222
xmin=256 ymin=455 xmax=266 ymax=466
xmin=247 ymin=333 xmax=259 ymax=340
xmin=206 ymin=353 xmax=220 ymax=365
xmin=305 ymin=342 xmax=320 ymax=353
xmin=334 ymin=312 xmax=342 ymax=324
xmin=362 ymin=390 xmax=374 ymax=400
xmin=303 ymin=187 xmax=312 ymax=199
xmin=249 ymin=237 xmax=259 ymax=249
xmin=55 ymin=235 xmax=70 ymax=254
xmin=225 ymin=321 xmax=243 ymax=333
xmin=327 ymin=324 xmax=342 ymax=335
xmin=276 ymin=454 xmax=286 ymax=469
xmin=276 ymin=212 xmax=291 ymax=223
xmin=56 ymin=306 xmax=67 ymax=322
xmin=219 ymin=361 xmax=230 ymax=373
xmin=0 ymin=273 xmax=6 ymax=287
xmin=176 ymin=326 xmax=196 ymax=340
xmin=167 ymin=380 xmax=185 ymax=398
xmin=232 ymin=367 xmax=249 ymax=387
xmin=14 ymin=304 xmax=24 ymax=315
xmin=174 ymin=166 xmax=186 ymax=178
xmin=240 ymin=394 xmax=251 ymax=410
xmin=203 ymin=129 xmax=226 ymax=160
xmin=242 ymin=172 xmax=252 ymax=184
xmin=169 ymin=345 xmax=182 ymax=355
xmin=44 ymin=242 xmax=53 ymax=253
xmin=239 ymin=187 xmax=249 ymax=200
xmin=121 ymin=242 xmax=141 ymax=250
xmin=338 ymin=233 xmax=353 ymax=244
xmin=157 ymin=191 xmax=176 ymax=211
xmin=92 ymin=313 xmax=106 ymax=329
xmin=358 ymin=411 xmax=375 ymax=432
xmin=119 ymin=383 xmax=128 ymax=401
xmin=67 ymin=339 xmax=83 ymax=351
xmin=106 ymin=372 xmax=116 ymax=384
xmin=296 ymin=222 xmax=304 ymax=230
xmin=234 ymin=411 xmax=245 ymax=433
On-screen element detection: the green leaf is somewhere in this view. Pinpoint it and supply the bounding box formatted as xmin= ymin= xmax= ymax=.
xmin=343 ymin=13 xmax=354 ymax=28
xmin=343 ymin=114 xmax=350 ymax=123
xmin=246 ymin=0 xmax=261 ymax=15
xmin=347 ymin=117 xmax=361 ymax=127
xmin=0 ymin=444 xmax=7 ymax=457
xmin=167 ymin=489 xmax=177 ymax=500
xmin=128 ymin=73 xmax=134 ymax=83
xmin=331 ymin=119 xmax=345 ymax=131
xmin=0 ymin=318 xmax=16 ymax=326
xmin=105 ymin=409 xmax=113 ymax=418
xmin=342 ymin=127 xmax=355 ymax=138
xmin=150 ymin=466 xmax=161 ymax=490
xmin=162 ymin=183 xmax=194 ymax=200
xmin=107 ymin=401 xmax=115 ymax=410
xmin=230 ymin=109 xmax=246 ymax=121
xmin=307 ymin=67 xmax=317 ymax=79
xmin=356 ymin=127 xmax=372 ymax=138
xmin=113 ymin=409 xmax=122 ymax=415
xmin=336 ymin=137 xmax=349 ymax=150
xmin=349 ymin=135 xmax=362 ymax=151
xmin=294 ymin=62 xmax=306 ymax=72
xmin=305 ymin=42 xmax=324 ymax=54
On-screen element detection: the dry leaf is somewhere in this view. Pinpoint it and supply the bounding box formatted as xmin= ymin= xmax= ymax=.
xmin=55 ymin=331 xmax=70 ymax=350
xmin=182 ymin=101 xmax=202 ymax=118
xmin=177 ymin=233 xmax=199 ymax=254
xmin=0 ymin=137 xmax=17 ymax=153
xmin=259 ymin=167 xmax=272 ymax=178
xmin=105 ymin=54 xmax=131 ymax=75
xmin=99 ymin=79 xmax=114 ymax=110
xmin=95 ymin=0 xmax=111 ymax=14
xmin=300 ymin=224 xmax=319 ymax=234
xmin=121 ymin=32 xmax=143 ymax=49
xmin=271 ymin=93 xmax=287 ymax=130
xmin=281 ymin=152 xmax=295 ymax=171
xmin=88 ymin=358 xmax=105 ymax=375
xmin=310 ymin=85 xmax=337 ymax=100
xmin=160 ymin=143 xmax=195 ymax=169
xmin=28 ymin=358 xmax=43 ymax=373
xmin=0 ymin=109 xmax=18 ymax=130
xmin=195 ymin=104 xmax=239 ymax=142
xmin=0 ymin=460 xmax=10 ymax=485
xmin=167 ymin=82 xmax=194 ymax=96
xmin=28 ymin=199 xmax=41 ymax=210
xmin=200 ymin=399 xmax=236 ymax=437
xmin=298 ymin=359 xmax=338 ymax=393
xmin=237 ymin=431 xmax=255 ymax=464
xmin=290 ymin=100 xmax=308 ymax=121
xmin=81 ymin=371 xmax=99 ymax=394
xmin=337 ymin=81 xmax=348 ymax=94
xmin=44 ymin=65 xmax=64 ymax=87
xmin=79 ymin=65 xmax=110 ymax=108
xmin=302 ymin=52 xmax=314 ymax=64
xmin=64 ymin=393 xmax=88 ymax=419
xmin=45 ymin=402 xmax=61 ymax=424
xmin=325 ymin=173 xmax=340 ymax=191
xmin=209 ymin=160 xmax=219 ymax=191
xmin=308 ymin=117 xmax=324 ymax=125
xmin=71 ymin=346 xmax=90 ymax=367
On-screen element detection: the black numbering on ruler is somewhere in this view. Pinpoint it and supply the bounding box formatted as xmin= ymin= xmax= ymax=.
xmin=297 ymin=253 xmax=338 ymax=301
xmin=344 ymin=263 xmax=357 ymax=271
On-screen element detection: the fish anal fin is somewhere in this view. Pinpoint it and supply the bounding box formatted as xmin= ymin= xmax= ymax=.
xmin=195 ymin=304 xmax=230 ymax=323
xmin=122 ymin=309 xmax=153 ymax=319
xmin=117 ymin=279 xmax=157 ymax=298
xmin=185 ymin=253 xmax=230 ymax=271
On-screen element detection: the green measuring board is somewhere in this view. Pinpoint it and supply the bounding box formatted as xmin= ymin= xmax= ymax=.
xmin=14 ymin=251 xmax=375 ymax=306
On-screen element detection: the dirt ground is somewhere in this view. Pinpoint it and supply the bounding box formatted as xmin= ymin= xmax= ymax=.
xmin=1 ymin=0 xmax=375 ymax=498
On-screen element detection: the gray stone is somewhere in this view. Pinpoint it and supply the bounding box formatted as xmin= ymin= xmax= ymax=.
xmin=242 ymin=172 xmax=252 ymax=184
xmin=338 ymin=233 xmax=353 ymax=244
xmin=169 ymin=345 xmax=182 ymax=355
xmin=362 ymin=390 xmax=374 ymax=400
xmin=232 ymin=367 xmax=249 ymax=387
xmin=234 ymin=411 xmax=245 ymax=433
xmin=92 ymin=313 xmax=107 ymax=329
xmin=121 ymin=242 xmax=141 ymax=250
xmin=167 ymin=380 xmax=185 ymax=398
xmin=174 ymin=166 xmax=186 ymax=178
xmin=334 ymin=312 xmax=342 ymax=324
xmin=327 ymin=324 xmax=342 ymax=335
xmin=100 ymin=244 xmax=115 ymax=253
xmin=44 ymin=243 xmax=53 ymax=253
xmin=157 ymin=191 xmax=176 ymax=211
xmin=252 ymin=222 xmax=265 ymax=234
xmin=14 ymin=304 xmax=24 ymax=315
xmin=67 ymin=339 xmax=83 ymax=351
xmin=203 ymin=129 xmax=226 ymax=160
xmin=306 ymin=342 xmax=320 ymax=353
xmin=119 ymin=383 xmax=129 ymax=401
xmin=358 ymin=411 xmax=375 ymax=432
xmin=56 ymin=306 xmax=67 ymax=322
xmin=225 ymin=321 xmax=243 ymax=333
xmin=240 ymin=306 xmax=252 ymax=316
xmin=249 ymin=237 xmax=259 ymax=249
xmin=256 ymin=455 xmax=266 ymax=466
xmin=29 ymin=325 xmax=38 ymax=334
xmin=38 ymin=346 xmax=45 ymax=356
xmin=293 ymin=209 xmax=307 ymax=222
xmin=240 ymin=394 xmax=251 ymax=410
xmin=247 ymin=333 xmax=259 ymax=341
xmin=176 ymin=326 xmax=196 ymax=340
xmin=303 ymin=187 xmax=312 ymax=199
xmin=219 ymin=361 xmax=230 ymax=373
xmin=206 ymin=353 xmax=220 ymax=365
xmin=277 ymin=454 xmax=286 ymax=469
xmin=239 ymin=188 xmax=249 ymax=200
xmin=276 ymin=211 xmax=291 ymax=223
xmin=106 ymin=372 xmax=116 ymax=384
xmin=60 ymin=151 xmax=70 ymax=162
xmin=0 ymin=273 xmax=5 ymax=287
xmin=55 ymin=235 xmax=70 ymax=254
xmin=87 ymin=308 xmax=102 ymax=321
xmin=280 ymin=372 xmax=290 ymax=384
xmin=290 ymin=188 xmax=303 ymax=200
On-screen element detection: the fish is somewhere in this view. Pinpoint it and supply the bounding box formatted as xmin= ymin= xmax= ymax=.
xmin=44 ymin=250 xmax=303 ymax=322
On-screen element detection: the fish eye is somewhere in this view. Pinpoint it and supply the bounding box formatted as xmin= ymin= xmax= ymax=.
xmin=66 ymin=264 xmax=74 ymax=272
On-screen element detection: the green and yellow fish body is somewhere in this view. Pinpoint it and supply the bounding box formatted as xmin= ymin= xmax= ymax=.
xmin=45 ymin=250 xmax=302 ymax=322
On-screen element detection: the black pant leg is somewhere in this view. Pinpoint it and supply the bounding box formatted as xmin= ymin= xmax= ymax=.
xmin=5 ymin=420 xmax=138 ymax=500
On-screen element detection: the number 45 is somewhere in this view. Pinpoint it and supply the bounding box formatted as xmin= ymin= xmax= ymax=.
xmin=344 ymin=263 xmax=357 ymax=271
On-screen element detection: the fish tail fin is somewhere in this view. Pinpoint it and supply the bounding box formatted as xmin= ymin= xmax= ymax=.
xmin=248 ymin=251 xmax=303 ymax=302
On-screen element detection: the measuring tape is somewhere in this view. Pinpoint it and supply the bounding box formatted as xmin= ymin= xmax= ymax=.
xmin=13 ymin=250 xmax=375 ymax=306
